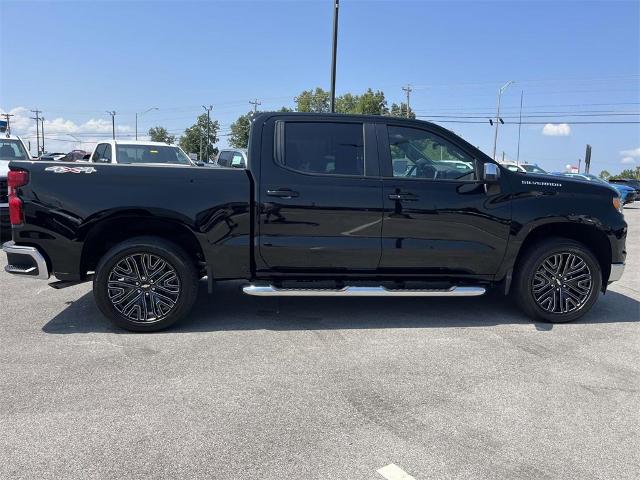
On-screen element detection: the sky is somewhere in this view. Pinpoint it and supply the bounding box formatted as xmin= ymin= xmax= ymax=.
xmin=1 ymin=0 xmax=639 ymax=174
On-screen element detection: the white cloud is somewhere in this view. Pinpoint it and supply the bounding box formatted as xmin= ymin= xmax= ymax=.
xmin=620 ymin=147 xmax=640 ymax=158
xmin=618 ymin=147 xmax=640 ymax=165
xmin=542 ymin=123 xmax=571 ymax=136
xmin=1 ymin=105 xmax=132 ymax=154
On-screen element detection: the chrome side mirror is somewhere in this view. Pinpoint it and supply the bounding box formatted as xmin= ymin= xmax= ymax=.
xmin=484 ymin=163 xmax=500 ymax=182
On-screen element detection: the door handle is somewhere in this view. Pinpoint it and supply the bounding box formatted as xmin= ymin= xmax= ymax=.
xmin=267 ymin=189 xmax=299 ymax=199
xmin=388 ymin=192 xmax=418 ymax=201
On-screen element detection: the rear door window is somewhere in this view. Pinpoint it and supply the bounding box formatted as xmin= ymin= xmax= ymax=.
xmin=91 ymin=144 xmax=106 ymax=162
xmin=281 ymin=122 xmax=364 ymax=176
xmin=231 ymin=152 xmax=245 ymax=167
xmin=217 ymin=151 xmax=234 ymax=167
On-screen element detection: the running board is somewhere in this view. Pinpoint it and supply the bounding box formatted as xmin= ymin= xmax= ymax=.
xmin=242 ymin=285 xmax=486 ymax=297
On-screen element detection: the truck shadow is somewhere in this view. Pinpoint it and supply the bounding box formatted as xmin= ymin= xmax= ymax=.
xmin=42 ymin=280 xmax=640 ymax=334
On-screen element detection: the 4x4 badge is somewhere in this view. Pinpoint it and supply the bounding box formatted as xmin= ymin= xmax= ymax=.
xmin=45 ymin=166 xmax=97 ymax=174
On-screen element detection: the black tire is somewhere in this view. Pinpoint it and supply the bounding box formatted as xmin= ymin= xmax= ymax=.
xmin=513 ymin=237 xmax=602 ymax=323
xmin=93 ymin=236 xmax=199 ymax=332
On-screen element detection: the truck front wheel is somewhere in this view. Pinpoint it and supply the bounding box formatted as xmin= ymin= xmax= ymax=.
xmin=93 ymin=237 xmax=199 ymax=332
xmin=513 ymin=238 xmax=602 ymax=323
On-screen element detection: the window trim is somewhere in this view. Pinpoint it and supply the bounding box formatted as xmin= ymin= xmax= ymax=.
xmin=273 ymin=120 xmax=369 ymax=179
xmin=379 ymin=123 xmax=485 ymax=183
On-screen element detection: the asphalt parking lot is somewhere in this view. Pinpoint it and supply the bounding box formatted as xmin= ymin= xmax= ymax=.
xmin=1 ymin=209 xmax=638 ymax=480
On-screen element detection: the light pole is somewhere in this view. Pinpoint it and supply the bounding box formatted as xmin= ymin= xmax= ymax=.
xmin=516 ymin=90 xmax=523 ymax=166
xmin=135 ymin=107 xmax=158 ymax=140
xmin=202 ymin=105 xmax=213 ymax=161
xmin=329 ymin=0 xmax=340 ymax=113
xmin=492 ymin=80 xmax=514 ymax=161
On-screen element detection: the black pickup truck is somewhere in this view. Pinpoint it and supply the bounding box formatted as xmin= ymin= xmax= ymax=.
xmin=3 ymin=113 xmax=627 ymax=331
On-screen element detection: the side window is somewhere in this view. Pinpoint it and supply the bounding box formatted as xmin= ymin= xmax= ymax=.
xmin=231 ymin=152 xmax=245 ymax=167
xmin=102 ymin=144 xmax=112 ymax=163
xmin=91 ymin=144 xmax=106 ymax=162
xmin=387 ymin=126 xmax=476 ymax=181
xmin=282 ymin=122 xmax=364 ymax=176
xmin=217 ymin=151 xmax=233 ymax=166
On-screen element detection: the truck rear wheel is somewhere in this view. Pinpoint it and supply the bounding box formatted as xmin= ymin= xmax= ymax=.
xmin=93 ymin=236 xmax=199 ymax=332
xmin=513 ymin=238 xmax=602 ymax=323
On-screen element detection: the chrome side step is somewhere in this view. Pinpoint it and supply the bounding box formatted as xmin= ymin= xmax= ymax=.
xmin=242 ymin=285 xmax=486 ymax=297
xmin=5 ymin=265 xmax=37 ymax=274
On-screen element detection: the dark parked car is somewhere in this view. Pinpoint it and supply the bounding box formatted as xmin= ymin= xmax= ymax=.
xmin=59 ymin=150 xmax=89 ymax=162
xmin=39 ymin=152 xmax=66 ymax=161
xmin=2 ymin=113 xmax=627 ymax=331
xmin=609 ymin=177 xmax=640 ymax=195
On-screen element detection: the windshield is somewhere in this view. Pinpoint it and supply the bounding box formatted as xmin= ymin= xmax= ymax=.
xmin=0 ymin=139 xmax=30 ymax=161
xmin=521 ymin=164 xmax=547 ymax=174
xmin=115 ymin=144 xmax=192 ymax=165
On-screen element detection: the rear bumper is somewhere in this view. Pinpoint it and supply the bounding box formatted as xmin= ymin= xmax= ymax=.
xmin=609 ymin=263 xmax=625 ymax=283
xmin=2 ymin=241 xmax=50 ymax=280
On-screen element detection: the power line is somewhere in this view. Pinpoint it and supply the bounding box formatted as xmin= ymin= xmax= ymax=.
xmin=417 ymin=118 xmax=640 ymax=124
xmin=414 ymin=112 xmax=640 ymax=119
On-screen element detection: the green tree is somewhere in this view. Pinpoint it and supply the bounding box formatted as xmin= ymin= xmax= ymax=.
xmin=389 ymin=102 xmax=415 ymax=119
xmin=179 ymin=113 xmax=219 ymax=161
xmin=229 ymin=112 xmax=253 ymax=149
xmin=148 ymin=126 xmax=175 ymax=144
xmin=617 ymin=166 xmax=640 ymax=179
xmin=295 ymin=87 xmax=331 ymax=113
xmin=598 ymin=170 xmax=611 ymax=180
xmin=355 ymin=88 xmax=388 ymax=115
xmin=335 ymin=93 xmax=359 ymax=114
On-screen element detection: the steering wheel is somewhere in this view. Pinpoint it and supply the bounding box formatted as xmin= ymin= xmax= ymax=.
xmin=405 ymin=164 xmax=417 ymax=177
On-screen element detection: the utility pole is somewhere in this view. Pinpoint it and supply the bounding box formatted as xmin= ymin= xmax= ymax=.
xmin=249 ymin=99 xmax=261 ymax=113
xmin=502 ymin=151 xmax=505 ymax=163
xmin=516 ymin=90 xmax=523 ymax=166
xmin=106 ymin=111 xmax=116 ymax=139
xmin=1 ymin=113 xmax=14 ymax=136
xmin=40 ymin=117 xmax=45 ymax=153
xmin=584 ymin=144 xmax=592 ymax=174
xmin=492 ymin=80 xmax=514 ymax=160
xmin=402 ymin=84 xmax=413 ymax=118
xmin=329 ymin=0 xmax=340 ymax=113
xmin=31 ymin=109 xmax=42 ymax=156
xmin=202 ymin=105 xmax=213 ymax=161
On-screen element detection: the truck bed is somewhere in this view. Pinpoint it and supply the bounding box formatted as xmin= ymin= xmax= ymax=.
xmin=9 ymin=161 xmax=252 ymax=281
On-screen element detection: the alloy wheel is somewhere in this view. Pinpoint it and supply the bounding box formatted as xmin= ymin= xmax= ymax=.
xmin=532 ymin=252 xmax=593 ymax=314
xmin=107 ymin=253 xmax=180 ymax=323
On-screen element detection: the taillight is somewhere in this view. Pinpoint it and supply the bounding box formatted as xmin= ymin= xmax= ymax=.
xmin=8 ymin=170 xmax=29 ymax=190
xmin=7 ymin=169 xmax=29 ymax=226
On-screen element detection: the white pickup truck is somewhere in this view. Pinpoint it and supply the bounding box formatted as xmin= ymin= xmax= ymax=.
xmin=85 ymin=140 xmax=195 ymax=165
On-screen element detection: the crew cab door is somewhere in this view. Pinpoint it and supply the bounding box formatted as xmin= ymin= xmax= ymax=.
xmin=378 ymin=123 xmax=511 ymax=276
xmin=257 ymin=118 xmax=382 ymax=273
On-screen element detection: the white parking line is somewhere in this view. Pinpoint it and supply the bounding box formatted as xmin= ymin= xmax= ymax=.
xmin=377 ymin=463 xmax=416 ymax=480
